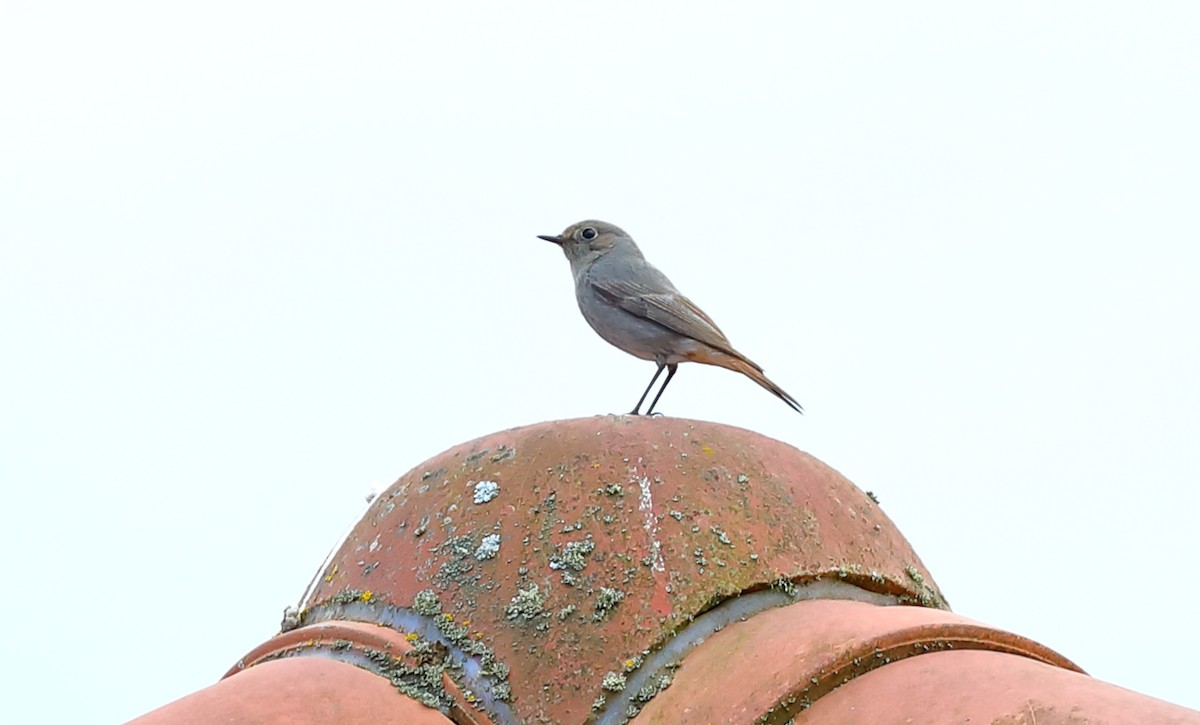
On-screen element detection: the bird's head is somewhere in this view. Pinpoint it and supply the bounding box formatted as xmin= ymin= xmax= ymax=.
xmin=538 ymin=220 xmax=632 ymax=267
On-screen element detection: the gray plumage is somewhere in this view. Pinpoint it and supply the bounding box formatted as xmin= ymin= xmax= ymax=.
xmin=539 ymin=220 xmax=802 ymax=415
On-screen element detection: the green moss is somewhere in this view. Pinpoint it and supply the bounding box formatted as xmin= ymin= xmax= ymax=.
xmin=490 ymin=681 xmax=512 ymax=701
xmin=593 ymin=587 xmax=626 ymax=621
xmin=412 ymin=589 xmax=441 ymax=616
xmin=601 ymin=671 xmax=626 ymax=691
xmin=434 ymin=534 xmax=479 ymax=586
xmin=330 ymin=589 xmax=370 ymax=605
xmin=772 ymin=577 xmax=798 ymax=598
xmin=434 ymin=614 xmax=469 ymax=643
xmin=506 ymin=583 xmax=547 ymax=622
xmin=551 ymin=538 xmax=596 ymax=572
xmin=362 ymin=647 xmax=453 ymax=711
xmin=634 ymin=673 xmax=674 ymax=702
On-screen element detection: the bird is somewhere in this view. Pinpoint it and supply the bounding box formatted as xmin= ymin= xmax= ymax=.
xmin=538 ymin=220 xmax=803 ymax=415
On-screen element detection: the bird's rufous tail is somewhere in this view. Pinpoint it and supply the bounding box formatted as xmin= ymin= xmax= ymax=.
xmin=688 ymin=348 xmax=804 ymax=414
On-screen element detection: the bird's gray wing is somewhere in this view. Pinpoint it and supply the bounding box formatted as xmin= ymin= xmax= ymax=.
xmin=589 ymin=276 xmax=762 ymax=370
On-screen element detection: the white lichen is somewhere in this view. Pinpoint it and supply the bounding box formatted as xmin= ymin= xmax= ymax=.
xmin=473 ymin=480 xmax=500 ymax=504
xmin=475 ymin=533 xmax=501 ymax=560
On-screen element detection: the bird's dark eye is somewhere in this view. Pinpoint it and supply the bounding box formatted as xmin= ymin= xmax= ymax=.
xmin=580 ymin=227 xmax=597 ymax=241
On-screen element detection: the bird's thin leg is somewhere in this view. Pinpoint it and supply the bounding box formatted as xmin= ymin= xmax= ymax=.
xmin=644 ymin=364 xmax=679 ymax=416
xmin=630 ymin=364 xmax=666 ymax=415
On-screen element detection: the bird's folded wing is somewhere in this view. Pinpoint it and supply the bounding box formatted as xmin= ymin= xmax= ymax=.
xmin=590 ymin=277 xmax=761 ymax=370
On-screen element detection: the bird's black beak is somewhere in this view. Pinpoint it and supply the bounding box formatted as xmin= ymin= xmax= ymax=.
xmin=538 ymin=234 xmax=565 ymax=245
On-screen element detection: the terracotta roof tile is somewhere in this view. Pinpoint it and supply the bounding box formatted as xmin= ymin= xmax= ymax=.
xmin=127 ymin=417 xmax=1200 ymax=724
xmin=129 ymin=656 xmax=452 ymax=724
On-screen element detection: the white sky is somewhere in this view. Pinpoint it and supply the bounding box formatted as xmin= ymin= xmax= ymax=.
xmin=2 ymin=2 xmax=1198 ymax=722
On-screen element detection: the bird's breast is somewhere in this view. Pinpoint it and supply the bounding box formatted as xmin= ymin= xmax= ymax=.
xmin=575 ymin=283 xmax=683 ymax=363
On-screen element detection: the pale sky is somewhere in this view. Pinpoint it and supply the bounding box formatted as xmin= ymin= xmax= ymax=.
xmin=2 ymin=3 xmax=1198 ymax=722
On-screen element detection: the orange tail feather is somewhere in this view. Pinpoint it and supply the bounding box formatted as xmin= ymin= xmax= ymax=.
xmin=688 ymin=348 xmax=804 ymax=414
